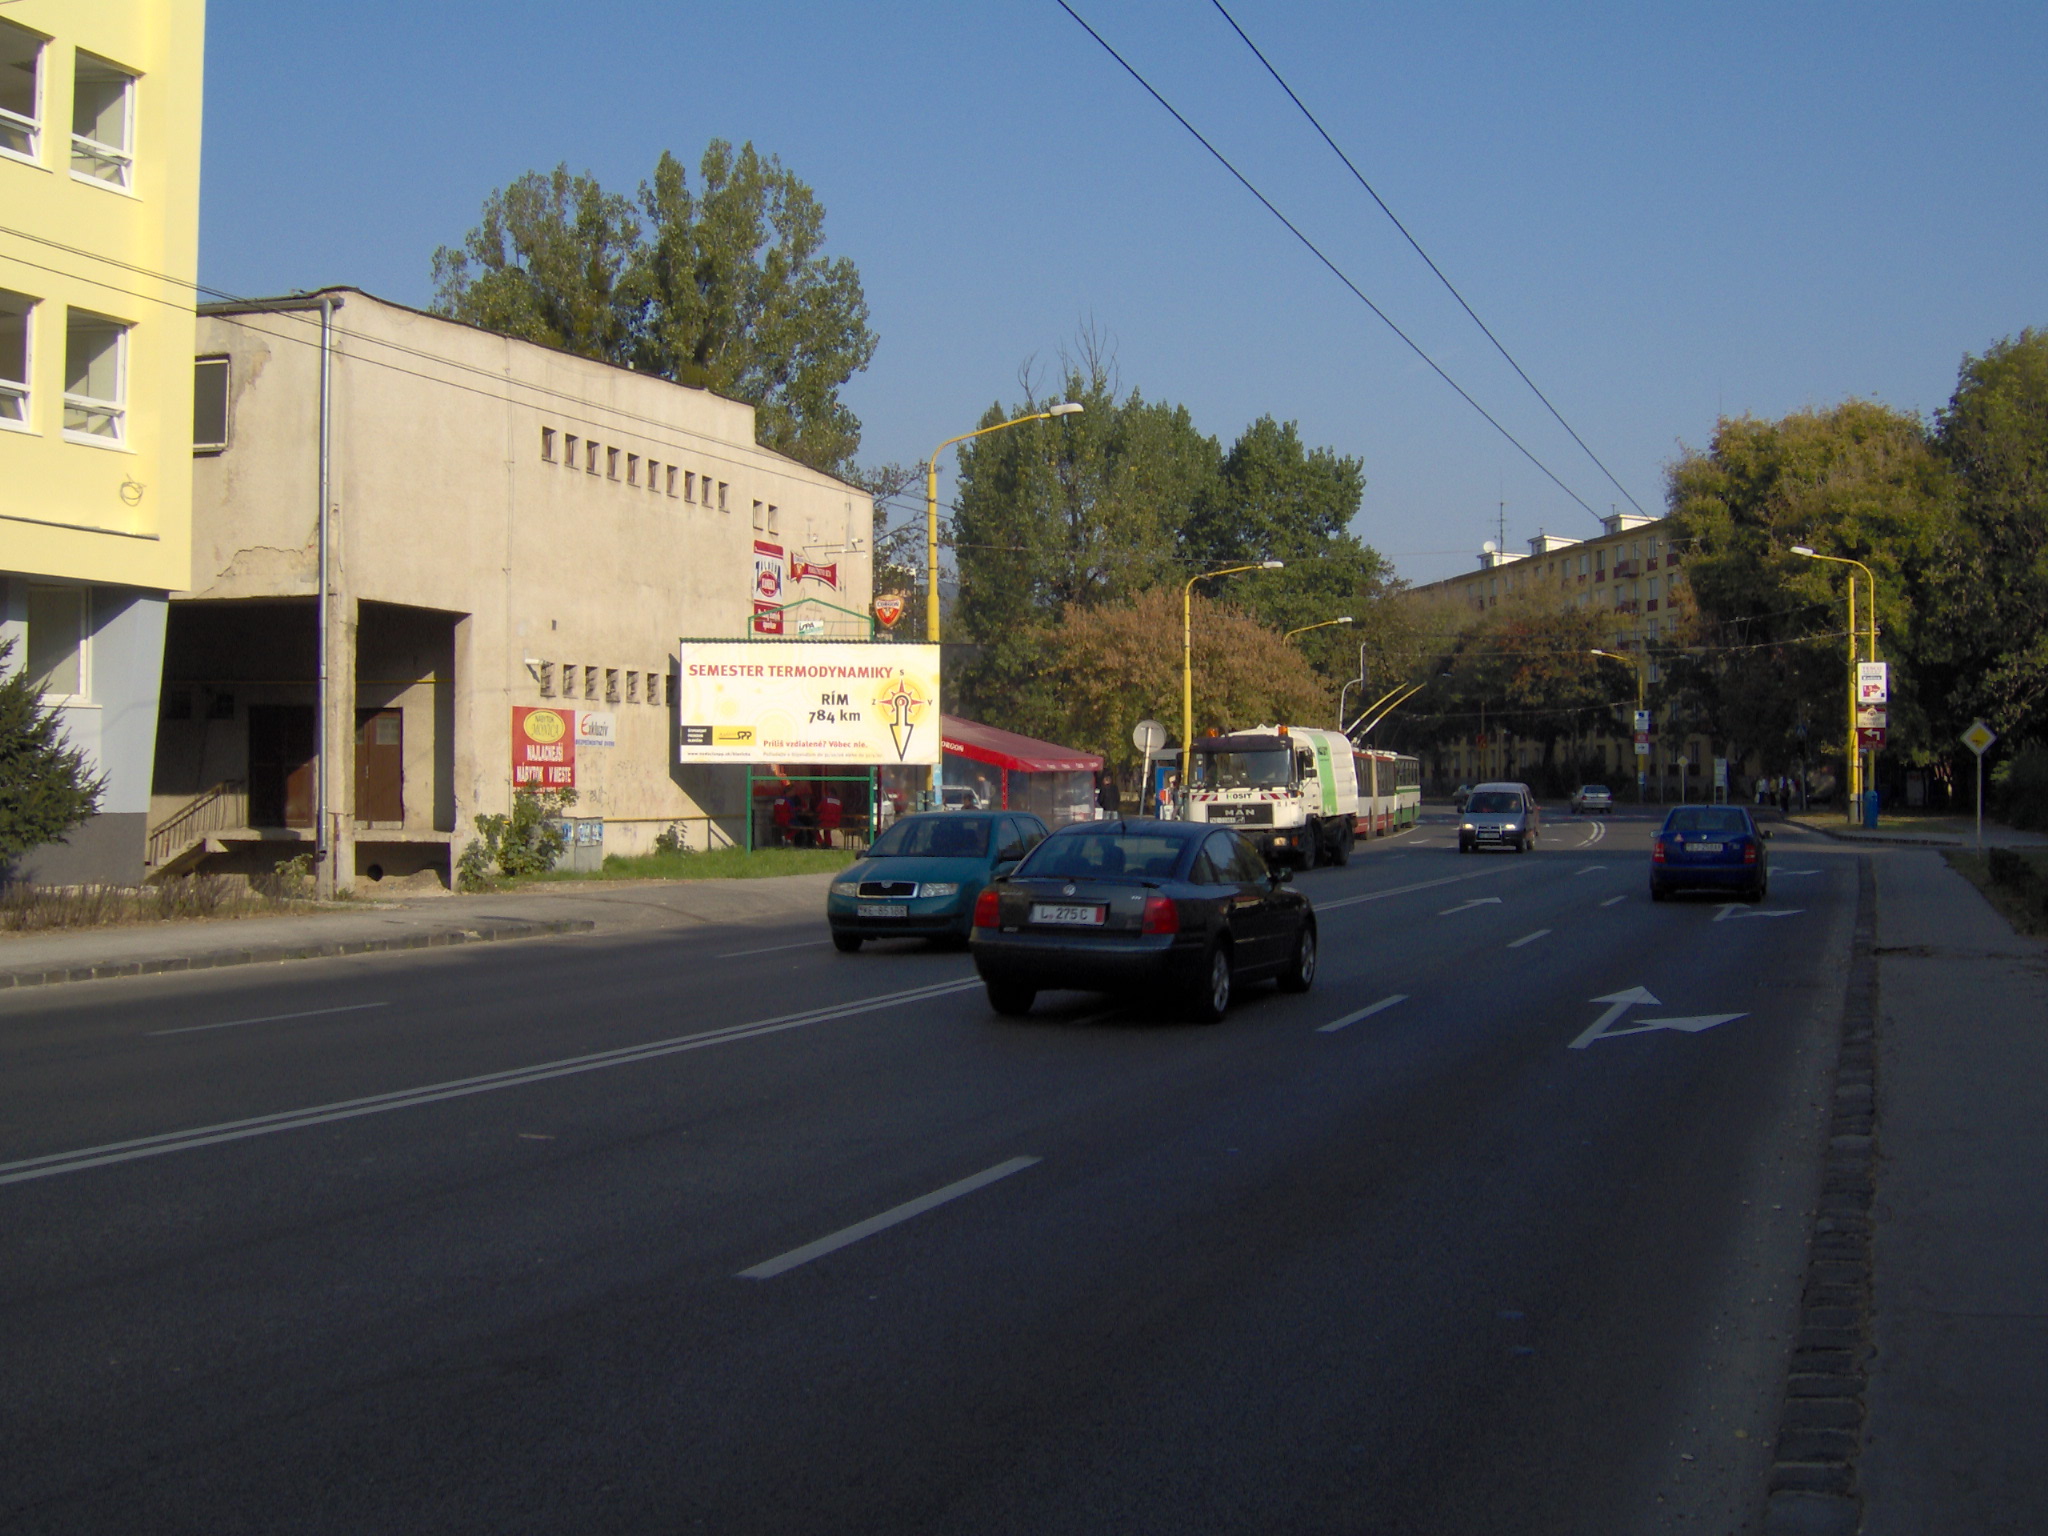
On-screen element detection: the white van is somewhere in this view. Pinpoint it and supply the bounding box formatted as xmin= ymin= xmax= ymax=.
xmin=1457 ymin=781 xmax=1541 ymax=853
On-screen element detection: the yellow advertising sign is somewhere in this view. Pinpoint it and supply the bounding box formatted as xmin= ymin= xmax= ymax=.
xmin=675 ymin=642 xmax=942 ymax=765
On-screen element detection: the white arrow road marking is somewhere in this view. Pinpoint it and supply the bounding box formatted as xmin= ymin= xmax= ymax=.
xmin=1507 ymin=929 xmax=1552 ymax=949
xmin=1317 ymin=994 xmax=1409 ymax=1033
xmin=1569 ymin=987 xmax=1660 ymax=1049
xmin=1598 ymin=1014 xmax=1747 ymax=1040
xmin=1599 ymin=894 xmax=1627 ymax=908
xmin=738 ymin=1156 xmax=1041 ymax=1280
xmin=1715 ymin=905 xmax=1807 ymax=922
xmin=1439 ymin=896 xmax=1504 ymax=916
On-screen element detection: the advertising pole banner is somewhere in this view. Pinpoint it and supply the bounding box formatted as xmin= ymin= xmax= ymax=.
xmin=512 ymin=706 xmax=577 ymax=789
xmin=676 ymin=641 xmax=941 ymax=765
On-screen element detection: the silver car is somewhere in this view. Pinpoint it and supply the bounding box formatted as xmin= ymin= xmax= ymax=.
xmin=1458 ymin=782 xmax=1541 ymax=853
xmin=1570 ymin=784 xmax=1614 ymax=815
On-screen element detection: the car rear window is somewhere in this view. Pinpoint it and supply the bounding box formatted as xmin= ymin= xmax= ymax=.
xmin=1018 ymin=831 xmax=1188 ymax=881
xmin=1664 ymin=808 xmax=1748 ymax=836
xmin=869 ymin=817 xmax=990 ymax=858
xmin=1467 ymin=792 xmax=1523 ymax=813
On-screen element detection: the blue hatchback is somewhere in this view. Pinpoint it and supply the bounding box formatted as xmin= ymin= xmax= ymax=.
xmin=827 ymin=811 xmax=1049 ymax=950
xmin=1650 ymin=805 xmax=1771 ymax=902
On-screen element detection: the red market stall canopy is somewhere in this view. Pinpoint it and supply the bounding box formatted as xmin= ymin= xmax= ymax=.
xmin=941 ymin=715 xmax=1103 ymax=775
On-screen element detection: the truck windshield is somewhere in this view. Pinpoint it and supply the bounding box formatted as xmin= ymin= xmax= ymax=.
xmin=1193 ymin=750 xmax=1291 ymax=789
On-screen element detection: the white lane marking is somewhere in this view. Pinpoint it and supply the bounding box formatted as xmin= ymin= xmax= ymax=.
xmin=1439 ymin=896 xmax=1503 ymax=916
xmin=1315 ymin=869 xmax=1505 ymax=913
xmin=1316 ymin=994 xmax=1409 ymax=1033
xmin=1577 ymin=821 xmax=1607 ymax=846
xmin=1598 ymin=1013 xmax=1746 ymax=1041
xmin=1600 ymin=895 xmax=1627 ymax=908
xmin=1 ymin=977 xmax=983 ymax=1188
xmin=1507 ymin=928 xmax=1552 ymax=949
xmin=738 ymin=1156 xmax=1040 ymax=1280
xmin=1569 ymin=987 xmax=1660 ymax=1049
xmin=1575 ymin=865 xmax=1607 ymax=875
xmin=1714 ymin=904 xmax=1807 ymax=922
xmin=717 ymin=939 xmax=831 ymax=958
xmin=1776 ymin=869 xmax=1822 ymax=877
xmin=150 ymin=1002 xmax=391 ymax=1037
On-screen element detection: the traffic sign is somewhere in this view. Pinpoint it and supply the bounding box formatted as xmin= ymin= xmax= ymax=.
xmin=1857 ymin=662 xmax=1889 ymax=705
xmin=1857 ymin=727 xmax=1888 ymax=748
xmin=1962 ymin=720 xmax=1996 ymax=757
xmin=1132 ymin=718 xmax=1169 ymax=753
xmin=1634 ymin=742 xmax=1650 ymax=756
xmin=1856 ymin=704 xmax=1887 ymax=731
xmin=1633 ymin=709 xmax=1652 ymax=732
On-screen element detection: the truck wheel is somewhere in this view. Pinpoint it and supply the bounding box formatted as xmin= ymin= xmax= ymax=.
xmin=1299 ymin=824 xmax=1319 ymax=871
xmin=1330 ymin=824 xmax=1351 ymax=867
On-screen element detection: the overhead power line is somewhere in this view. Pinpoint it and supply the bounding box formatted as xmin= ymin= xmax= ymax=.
xmin=1208 ymin=1 xmax=1648 ymax=518
xmin=1053 ymin=1 xmax=1605 ymax=526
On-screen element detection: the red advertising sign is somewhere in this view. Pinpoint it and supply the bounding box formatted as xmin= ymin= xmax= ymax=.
xmin=790 ymin=556 xmax=840 ymax=590
xmin=512 ymin=706 xmax=576 ymax=789
xmin=750 ymin=601 xmax=785 ymax=636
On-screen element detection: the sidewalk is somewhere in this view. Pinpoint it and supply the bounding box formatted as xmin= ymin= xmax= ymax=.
xmin=1782 ymin=811 xmax=2048 ymax=850
xmin=1858 ymin=846 xmax=2048 ymax=1532
xmin=0 ymin=872 xmax=837 ymax=991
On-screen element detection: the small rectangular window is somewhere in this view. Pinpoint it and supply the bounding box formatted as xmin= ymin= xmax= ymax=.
xmin=646 ymin=459 xmax=659 ymax=492
xmin=666 ymin=465 xmax=679 ymax=498
xmin=585 ymin=441 xmax=599 ymax=474
xmin=766 ymin=504 xmax=779 ymax=536
xmin=63 ymin=310 xmax=127 ymax=442
xmin=0 ymin=289 xmax=32 ymax=426
xmin=626 ymin=453 xmax=639 ymax=486
xmin=26 ymin=584 xmax=88 ymax=700
xmin=752 ymin=499 xmax=765 ymax=530
xmin=564 ymin=433 xmax=578 ymax=467
xmin=0 ymin=21 xmax=43 ymax=163
xmin=538 ymin=661 xmax=555 ymax=698
xmin=651 ymin=667 xmax=664 ymax=705
xmin=684 ymin=471 xmax=696 ymax=503
xmin=71 ymin=52 xmax=134 ymax=189
xmin=193 ymin=355 xmax=229 ymax=452
xmin=604 ymin=668 xmax=620 ymax=703
xmin=540 ymin=426 xmax=556 ymax=462
xmin=626 ymin=670 xmax=639 ymax=704
xmin=607 ymin=446 xmax=620 ymax=480
xmin=584 ymin=665 xmax=598 ymax=699
xmin=718 ymin=482 xmax=729 ymax=512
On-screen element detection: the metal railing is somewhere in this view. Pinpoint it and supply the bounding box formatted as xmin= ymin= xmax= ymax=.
xmin=146 ymin=780 xmax=247 ymax=866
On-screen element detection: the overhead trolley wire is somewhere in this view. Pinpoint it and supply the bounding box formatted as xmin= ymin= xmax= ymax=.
xmin=1053 ymin=1 xmax=1605 ymax=526
xmin=1208 ymin=0 xmax=1649 ymax=518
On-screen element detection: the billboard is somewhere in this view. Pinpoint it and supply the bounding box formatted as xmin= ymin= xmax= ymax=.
xmin=676 ymin=641 xmax=941 ymax=765
xmin=512 ymin=706 xmax=576 ymax=789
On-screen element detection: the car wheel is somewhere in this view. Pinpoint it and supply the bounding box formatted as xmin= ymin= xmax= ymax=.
xmin=986 ymin=981 xmax=1036 ymax=1016
xmin=1745 ymin=881 xmax=1767 ymax=904
xmin=832 ymin=932 xmax=864 ymax=953
xmin=1650 ymin=881 xmax=1669 ymax=902
xmin=1278 ymin=923 xmax=1317 ymax=993
xmin=1185 ymin=944 xmax=1234 ymax=1023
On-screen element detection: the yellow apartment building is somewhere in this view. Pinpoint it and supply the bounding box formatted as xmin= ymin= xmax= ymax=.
xmin=1 ymin=0 xmax=204 ymax=882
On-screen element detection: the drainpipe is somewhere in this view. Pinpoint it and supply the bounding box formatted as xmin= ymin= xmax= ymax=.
xmin=316 ymin=295 xmax=335 ymax=896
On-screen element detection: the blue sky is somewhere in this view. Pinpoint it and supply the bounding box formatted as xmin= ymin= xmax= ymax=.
xmin=199 ymin=1 xmax=2047 ymax=586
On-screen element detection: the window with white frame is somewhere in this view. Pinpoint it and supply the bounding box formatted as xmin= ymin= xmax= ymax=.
xmin=26 ymin=584 xmax=89 ymax=702
xmin=71 ymin=52 xmax=135 ymax=189
xmin=0 ymin=20 xmax=43 ymax=163
xmin=63 ymin=310 xmax=127 ymax=443
xmin=0 ymin=289 xmax=32 ymax=426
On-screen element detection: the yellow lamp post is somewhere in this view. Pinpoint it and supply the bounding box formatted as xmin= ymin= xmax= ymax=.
xmin=925 ymin=402 xmax=1083 ymax=644
xmin=1182 ymin=561 xmax=1286 ymax=798
xmin=1283 ymin=616 xmax=1354 ymax=641
xmin=1791 ymin=546 xmax=1879 ymax=823
xmin=1590 ymin=648 xmax=1647 ymax=803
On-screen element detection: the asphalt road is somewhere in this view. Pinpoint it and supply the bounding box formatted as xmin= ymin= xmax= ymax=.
xmin=0 ymin=811 xmax=1862 ymax=1534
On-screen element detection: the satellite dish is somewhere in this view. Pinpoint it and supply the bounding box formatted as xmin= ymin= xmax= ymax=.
xmin=1132 ymin=718 xmax=1169 ymax=753
xmin=1482 ymin=539 xmax=1498 ymax=554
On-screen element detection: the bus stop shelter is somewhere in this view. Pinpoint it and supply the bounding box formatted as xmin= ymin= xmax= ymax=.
xmin=936 ymin=715 xmax=1102 ymax=825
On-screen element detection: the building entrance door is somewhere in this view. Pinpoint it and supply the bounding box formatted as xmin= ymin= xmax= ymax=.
xmin=355 ymin=708 xmax=404 ymax=824
xmin=248 ymin=705 xmax=316 ymax=827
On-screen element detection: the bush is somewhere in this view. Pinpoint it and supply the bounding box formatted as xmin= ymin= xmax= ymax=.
xmin=0 ymin=636 xmax=106 ymax=871
xmin=652 ymin=820 xmax=692 ymax=856
xmin=1991 ymin=742 xmax=2048 ymax=832
xmin=456 ymin=788 xmax=576 ymax=890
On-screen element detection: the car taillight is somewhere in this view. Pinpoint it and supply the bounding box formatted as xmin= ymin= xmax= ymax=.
xmin=973 ymin=887 xmax=1002 ymax=928
xmin=1141 ymin=894 xmax=1179 ymax=934
xmin=1743 ymin=842 xmax=1758 ymax=864
xmin=1652 ymin=839 xmax=1667 ymax=863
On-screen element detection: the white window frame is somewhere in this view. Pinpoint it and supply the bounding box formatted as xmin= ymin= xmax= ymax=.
xmin=0 ymin=20 xmax=45 ymax=167
xmin=25 ymin=583 xmax=91 ymax=706
xmin=62 ymin=309 xmax=128 ymax=446
xmin=0 ymin=288 xmax=33 ymax=432
xmin=70 ymin=51 xmax=135 ymax=192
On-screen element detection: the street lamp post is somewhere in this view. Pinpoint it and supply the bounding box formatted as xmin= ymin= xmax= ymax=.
xmin=1336 ymin=641 xmax=1368 ymax=730
xmin=1182 ymin=561 xmax=1286 ymax=798
xmin=1283 ymin=616 xmax=1353 ymax=641
xmin=1791 ymin=546 xmax=1879 ymax=824
xmin=926 ymin=402 xmax=1083 ymax=644
xmin=1590 ymin=648 xmax=1646 ymax=803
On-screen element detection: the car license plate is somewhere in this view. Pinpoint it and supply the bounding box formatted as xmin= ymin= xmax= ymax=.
xmin=1687 ymin=842 xmax=1724 ymax=854
xmin=1029 ymin=903 xmax=1104 ymax=926
xmin=857 ymin=902 xmax=908 ymax=918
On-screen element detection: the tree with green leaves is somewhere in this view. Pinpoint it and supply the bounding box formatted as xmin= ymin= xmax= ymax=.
xmin=432 ymin=141 xmax=877 ymax=476
xmin=0 ymin=637 xmax=105 ymax=872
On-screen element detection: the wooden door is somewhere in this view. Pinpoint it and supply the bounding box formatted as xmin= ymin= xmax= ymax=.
xmin=247 ymin=706 xmax=316 ymax=827
xmin=355 ymin=709 xmax=404 ymax=824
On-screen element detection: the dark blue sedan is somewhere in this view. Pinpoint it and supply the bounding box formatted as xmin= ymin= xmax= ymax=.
xmin=1650 ymin=806 xmax=1771 ymax=902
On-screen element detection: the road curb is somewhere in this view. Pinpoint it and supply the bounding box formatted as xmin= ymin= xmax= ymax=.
xmin=0 ymin=918 xmax=597 ymax=992
xmin=1763 ymin=855 xmax=1878 ymax=1535
xmin=1788 ymin=821 xmax=1961 ymax=849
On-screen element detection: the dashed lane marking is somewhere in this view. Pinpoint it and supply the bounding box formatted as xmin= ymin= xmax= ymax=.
xmin=1600 ymin=894 xmax=1627 ymax=908
xmin=1507 ymin=928 xmax=1552 ymax=949
xmin=1317 ymin=994 xmax=1409 ymax=1033
xmin=150 ymin=1002 xmax=391 ymax=1037
xmin=738 ymin=1156 xmax=1041 ymax=1279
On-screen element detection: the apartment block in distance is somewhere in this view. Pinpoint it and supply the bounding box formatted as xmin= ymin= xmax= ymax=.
xmin=0 ymin=0 xmax=205 ymax=882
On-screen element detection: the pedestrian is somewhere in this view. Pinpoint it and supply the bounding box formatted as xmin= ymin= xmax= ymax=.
xmin=1098 ymin=774 xmax=1121 ymax=818
xmin=770 ymin=794 xmax=792 ymax=848
xmin=819 ymin=788 xmax=843 ymax=849
xmin=1777 ymin=777 xmax=1791 ymax=815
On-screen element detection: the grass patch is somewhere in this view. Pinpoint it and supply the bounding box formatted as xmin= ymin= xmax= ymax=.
xmin=0 ymin=874 xmax=319 ymax=933
xmin=1943 ymin=847 xmax=2048 ymax=938
xmin=524 ymin=846 xmax=858 ymax=883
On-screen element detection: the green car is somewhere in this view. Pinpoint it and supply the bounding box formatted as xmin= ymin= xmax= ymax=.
xmin=828 ymin=810 xmax=1050 ymax=951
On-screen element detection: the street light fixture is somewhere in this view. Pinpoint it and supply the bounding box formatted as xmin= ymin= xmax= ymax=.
xmin=1283 ymin=616 xmax=1354 ymax=640
xmin=1590 ymin=647 xmax=1647 ymax=803
xmin=1791 ymin=545 xmax=1880 ymax=822
xmin=925 ymin=403 xmax=1084 ymax=644
xmin=1182 ymin=560 xmax=1285 ymax=797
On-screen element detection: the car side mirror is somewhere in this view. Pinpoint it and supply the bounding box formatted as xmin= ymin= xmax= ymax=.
xmin=1271 ymin=867 xmax=1293 ymax=886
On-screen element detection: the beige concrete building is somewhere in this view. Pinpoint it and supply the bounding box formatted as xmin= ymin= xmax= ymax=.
xmin=151 ymin=288 xmax=874 ymax=891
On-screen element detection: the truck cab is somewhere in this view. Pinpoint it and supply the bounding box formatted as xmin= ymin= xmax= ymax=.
xmin=1184 ymin=726 xmax=1357 ymax=869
